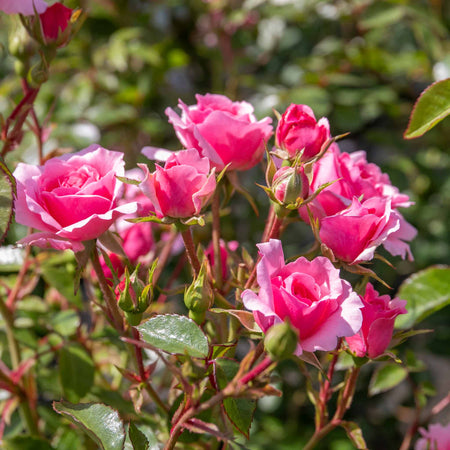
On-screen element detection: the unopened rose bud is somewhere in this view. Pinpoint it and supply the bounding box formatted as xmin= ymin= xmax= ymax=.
xmin=272 ymin=165 xmax=309 ymax=205
xmin=184 ymin=262 xmax=213 ymax=324
xmin=115 ymin=265 xmax=155 ymax=326
xmin=28 ymin=59 xmax=49 ymax=86
xmin=264 ymin=320 xmax=298 ymax=361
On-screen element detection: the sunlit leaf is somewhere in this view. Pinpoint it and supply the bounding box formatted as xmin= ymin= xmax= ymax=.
xmin=404 ymin=79 xmax=450 ymax=138
xmin=395 ymin=266 xmax=450 ymax=329
xmin=137 ymin=314 xmax=209 ymax=358
xmin=53 ymin=401 xmax=125 ymax=450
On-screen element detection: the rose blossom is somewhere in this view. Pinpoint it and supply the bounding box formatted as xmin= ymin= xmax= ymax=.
xmin=242 ymin=239 xmax=363 ymax=354
xmin=300 ymin=144 xmax=416 ymax=261
xmin=166 ymin=93 xmax=273 ymax=171
xmin=276 ymin=104 xmax=331 ymax=161
xmin=13 ymin=145 xmax=137 ymax=251
xmin=0 ymin=0 xmax=47 ymax=15
xmin=139 ymin=148 xmax=216 ymax=219
xmin=39 ymin=2 xmax=72 ymax=44
xmin=319 ymin=197 xmax=413 ymax=264
xmin=415 ymin=423 xmax=450 ymax=450
xmin=346 ymin=283 xmax=407 ymax=359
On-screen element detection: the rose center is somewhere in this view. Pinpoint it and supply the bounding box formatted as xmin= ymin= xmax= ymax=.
xmin=60 ymin=166 xmax=100 ymax=189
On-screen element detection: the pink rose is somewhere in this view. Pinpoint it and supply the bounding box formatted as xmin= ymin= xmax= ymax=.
xmin=242 ymin=239 xmax=363 ymax=354
xmin=39 ymin=2 xmax=72 ymax=45
xmin=275 ymin=104 xmax=330 ymax=161
xmin=346 ymin=283 xmax=407 ymax=359
xmin=415 ymin=423 xmax=450 ymax=450
xmin=14 ymin=145 xmax=137 ymax=251
xmin=304 ymin=146 xmax=412 ymax=219
xmin=0 ymin=0 xmax=47 ymax=15
xmin=300 ymin=145 xmax=416 ymax=261
xmin=166 ymin=93 xmax=273 ymax=171
xmin=139 ymin=148 xmax=216 ymax=219
xmin=319 ymin=197 xmax=413 ymax=264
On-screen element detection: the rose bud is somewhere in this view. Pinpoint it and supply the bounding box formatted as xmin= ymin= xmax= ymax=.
xmin=264 ymin=320 xmax=299 ymax=361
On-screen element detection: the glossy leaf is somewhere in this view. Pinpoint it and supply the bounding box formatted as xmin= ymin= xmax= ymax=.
xmin=369 ymin=364 xmax=408 ymax=396
xmin=404 ymin=79 xmax=450 ymax=138
xmin=215 ymin=358 xmax=256 ymax=438
xmin=0 ymin=159 xmax=15 ymax=245
xmin=137 ymin=314 xmax=209 ymax=358
xmin=395 ymin=266 xmax=450 ymax=329
xmin=53 ymin=401 xmax=125 ymax=450
xmin=59 ymin=344 xmax=95 ymax=402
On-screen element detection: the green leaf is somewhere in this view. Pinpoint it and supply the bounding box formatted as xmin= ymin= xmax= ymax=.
xmin=131 ymin=423 xmax=159 ymax=450
xmin=404 ymin=79 xmax=450 ymax=138
xmin=395 ymin=266 xmax=450 ymax=329
xmin=369 ymin=364 xmax=408 ymax=396
xmin=137 ymin=314 xmax=209 ymax=358
xmin=53 ymin=401 xmax=125 ymax=450
xmin=2 ymin=436 xmax=53 ymax=450
xmin=360 ymin=3 xmax=406 ymax=30
xmin=215 ymin=358 xmax=256 ymax=438
xmin=128 ymin=422 xmax=149 ymax=450
xmin=340 ymin=421 xmax=367 ymax=449
xmin=0 ymin=159 xmax=16 ymax=245
xmin=59 ymin=344 xmax=95 ymax=402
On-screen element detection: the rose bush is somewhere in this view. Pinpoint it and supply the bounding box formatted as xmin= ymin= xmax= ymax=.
xmin=242 ymin=239 xmax=363 ymax=354
xmin=346 ymin=283 xmax=407 ymax=359
xmin=166 ymin=93 xmax=273 ymax=171
xmin=0 ymin=0 xmax=47 ymax=15
xmin=139 ymin=147 xmax=216 ymax=219
xmin=13 ymin=145 xmax=136 ymax=251
xmin=275 ymin=103 xmax=330 ymax=161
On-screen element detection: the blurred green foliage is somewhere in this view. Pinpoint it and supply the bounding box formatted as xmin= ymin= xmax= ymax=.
xmin=1 ymin=0 xmax=449 ymax=448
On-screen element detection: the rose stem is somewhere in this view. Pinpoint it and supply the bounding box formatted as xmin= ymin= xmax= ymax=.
xmin=0 ymin=295 xmax=39 ymax=435
xmin=304 ymin=367 xmax=361 ymax=450
xmin=180 ymin=228 xmax=201 ymax=276
xmin=165 ymin=354 xmax=275 ymax=450
xmin=211 ymin=190 xmax=223 ymax=289
xmin=131 ymin=328 xmax=168 ymax=414
xmin=90 ymin=248 xmax=124 ymax=331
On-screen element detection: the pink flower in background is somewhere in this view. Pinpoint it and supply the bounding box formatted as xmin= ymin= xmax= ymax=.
xmin=0 ymin=0 xmax=47 ymax=15
xmin=346 ymin=283 xmax=407 ymax=359
xmin=319 ymin=197 xmax=412 ymax=264
xmin=166 ymin=93 xmax=273 ymax=171
xmin=205 ymin=239 xmax=238 ymax=281
xmin=14 ymin=145 xmax=137 ymax=251
xmin=415 ymin=423 xmax=450 ymax=450
xmin=139 ymin=148 xmax=216 ymax=219
xmin=276 ymin=104 xmax=330 ymax=161
xmin=39 ymin=2 xmax=72 ymax=44
xmin=242 ymin=239 xmax=363 ymax=354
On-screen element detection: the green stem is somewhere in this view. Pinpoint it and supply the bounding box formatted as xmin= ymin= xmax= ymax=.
xmin=91 ymin=248 xmax=124 ymax=331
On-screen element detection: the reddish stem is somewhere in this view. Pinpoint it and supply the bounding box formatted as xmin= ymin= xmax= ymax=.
xmin=181 ymin=228 xmax=201 ymax=276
